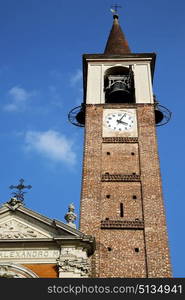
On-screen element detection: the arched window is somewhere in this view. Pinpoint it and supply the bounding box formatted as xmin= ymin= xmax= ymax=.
xmin=104 ymin=66 xmax=135 ymax=103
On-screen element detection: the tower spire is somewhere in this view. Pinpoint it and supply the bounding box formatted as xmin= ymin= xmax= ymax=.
xmin=104 ymin=9 xmax=131 ymax=55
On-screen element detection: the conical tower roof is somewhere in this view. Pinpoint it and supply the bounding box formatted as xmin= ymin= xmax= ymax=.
xmin=104 ymin=15 xmax=131 ymax=55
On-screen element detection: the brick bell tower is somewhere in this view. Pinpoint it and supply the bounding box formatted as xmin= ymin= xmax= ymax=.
xmin=70 ymin=12 xmax=172 ymax=277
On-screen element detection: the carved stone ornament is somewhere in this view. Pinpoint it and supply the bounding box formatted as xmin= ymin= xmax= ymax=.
xmin=0 ymin=219 xmax=49 ymax=239
xmin=5 ymin=197 xmax=23 ymax=211
xmin=0 ymin=265 xmax=23 ymax=278
xmin=58 ymin=258 xmax=90 ymax=277
xmin=0 ymin=263 xmax=38 ymax=278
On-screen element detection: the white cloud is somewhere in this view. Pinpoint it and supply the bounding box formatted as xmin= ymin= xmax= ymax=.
xmin=70 ymin=69 xmax=82 ymax=86
xmin=4 ymin=86 xmax=34 ymax=112
xmin=9 ymin=86 xmax=30 ymax=101
xmin=24 ymin=130 xmax=76 ymax=166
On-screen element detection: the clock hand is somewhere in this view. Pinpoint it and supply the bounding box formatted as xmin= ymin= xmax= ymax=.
xmin=117 ymin=120 xmax=128 ymax=125
xmin=118 ymin=113 xmax=126 ymax=122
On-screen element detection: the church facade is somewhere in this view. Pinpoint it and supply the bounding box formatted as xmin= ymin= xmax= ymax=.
xmin=0 ymin=198 xmax=94 ymax=278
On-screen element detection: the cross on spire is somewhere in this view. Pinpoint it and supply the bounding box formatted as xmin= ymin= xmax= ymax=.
xmin=9 ymin=178 xmax=32 ymax=202
xmin=105 ymin=3 xmax=131 ymax=55
xmin=110 ymin=3 xmax=122 ymax=15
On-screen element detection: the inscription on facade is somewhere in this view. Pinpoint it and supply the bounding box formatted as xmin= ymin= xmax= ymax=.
xmin=0 ymin=250 xmax=60 ymax=260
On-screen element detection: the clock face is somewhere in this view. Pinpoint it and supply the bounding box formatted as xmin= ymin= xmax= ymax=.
xmin=105 ymin=112 xmax=134 ymax=132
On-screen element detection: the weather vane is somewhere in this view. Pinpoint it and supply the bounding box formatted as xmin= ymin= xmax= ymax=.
xmin=110 ymin=3 xmax=122 ymax=15
xmin=9 ymin=178 xmax=32 ymax=202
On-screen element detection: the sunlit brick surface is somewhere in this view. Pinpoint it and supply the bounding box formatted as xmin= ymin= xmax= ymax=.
xmin=80 ymin=104 xmax=171 ymax=278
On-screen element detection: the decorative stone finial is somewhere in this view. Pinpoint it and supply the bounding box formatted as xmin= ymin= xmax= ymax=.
xmin=64 ymin=203 xmax=77 ymax=229
xmin=5 ymin=197 xmax=23 ymax=210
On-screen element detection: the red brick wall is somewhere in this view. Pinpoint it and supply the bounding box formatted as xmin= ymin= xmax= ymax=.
xmin=102 ymin=143 xmax=139 ymax=174
xmin=80 ymin=104 xmax=171 ymax=278
xmin=137 ymin=105 xmax=171 ymax=277
xmin=100 ymin=182 xmax=142 ymax=220
xmin=99 ymin=230 xmax=146 ymax=277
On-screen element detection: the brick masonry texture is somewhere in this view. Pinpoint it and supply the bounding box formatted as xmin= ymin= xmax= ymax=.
xmin=101 ymin=219 xmax=144 ymax=229
xmin=102 ymin=137 xmax=138 ymax=143
xmin=102 ymin=143 xmax=139 ymax=174
xmin=100 ymin=182 xmax=142 ymax=220
xmin=101 ymin=174 xmax=140 ymax=182
xmin=137 ymin=105 xmax=171 ymax=277
xmin=80 ymin=104 xmax=172 ymax=278
xmin=99 ymin=230 xmax=146 ymax=277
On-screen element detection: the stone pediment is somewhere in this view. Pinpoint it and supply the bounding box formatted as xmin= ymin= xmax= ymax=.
xmin=0 ymin=200 xmax=95 ymax=245
xmin=0 ymin=200 xmax=95 ymax=266
xmin=0 ymin=218 xmax=52 ymax=239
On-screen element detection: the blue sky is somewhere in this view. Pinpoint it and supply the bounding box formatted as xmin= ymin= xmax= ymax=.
xmin=0 ymin=0 xmax=184 ymax=277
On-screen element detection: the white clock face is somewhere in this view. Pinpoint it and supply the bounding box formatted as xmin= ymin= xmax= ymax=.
xmin=105 ymin=112 xmax=134 ymax=132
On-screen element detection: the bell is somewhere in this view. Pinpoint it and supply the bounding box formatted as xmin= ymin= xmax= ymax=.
xmin=155 ymin=106 xmax=164 ymax=124
xmin=76 ymin=109 xmax=85 ymax=125
xmin=106 ymin=81 xmax=131 ymax=102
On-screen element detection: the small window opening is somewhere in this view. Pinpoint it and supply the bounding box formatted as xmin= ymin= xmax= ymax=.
xmin=120 ymin=203 xmax=124 ymax=218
